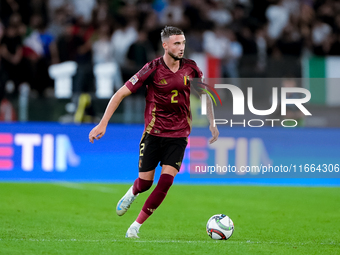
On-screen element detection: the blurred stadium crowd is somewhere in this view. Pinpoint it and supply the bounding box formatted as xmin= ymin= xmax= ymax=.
xmin=0 ymin=0 xmax=339 ymax=122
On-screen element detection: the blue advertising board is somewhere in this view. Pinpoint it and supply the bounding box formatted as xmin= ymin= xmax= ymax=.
xmin=0 ymin=122 xmax=339 ymax=186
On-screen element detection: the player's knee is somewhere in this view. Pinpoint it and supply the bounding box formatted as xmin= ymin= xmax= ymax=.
xmin=138 ymin=178 xmax=153 ymax=193
xmin=140 ymin=182 xmax=153 ymax=192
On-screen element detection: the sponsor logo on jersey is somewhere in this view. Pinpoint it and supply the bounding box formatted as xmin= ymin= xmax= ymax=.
xmin=129 ymin=75 xmax=139 ymax=85
xmin=159 ymin=79 xmax=167 ymax=84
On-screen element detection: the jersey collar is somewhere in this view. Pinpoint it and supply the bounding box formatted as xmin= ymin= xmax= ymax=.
xmin=161 ymin=56 xmax=183 ymax=73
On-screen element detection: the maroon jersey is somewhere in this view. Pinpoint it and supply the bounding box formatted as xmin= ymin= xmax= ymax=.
xmin=125 ymin=56 xmax=203 ymax=138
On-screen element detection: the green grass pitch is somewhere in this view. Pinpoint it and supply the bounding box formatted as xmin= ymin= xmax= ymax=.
xmin=0 ymin=183 xmax=339 ymax=255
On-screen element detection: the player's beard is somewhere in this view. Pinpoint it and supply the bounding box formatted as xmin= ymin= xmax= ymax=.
xmin=168 ymin=51 xmax=183 ymax=61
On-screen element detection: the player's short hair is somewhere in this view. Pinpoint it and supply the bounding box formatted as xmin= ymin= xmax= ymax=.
xmin=161 ymin=26 xmax=184 ymax=42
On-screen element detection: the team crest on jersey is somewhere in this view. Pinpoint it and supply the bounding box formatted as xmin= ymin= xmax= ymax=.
xmin=129 ymin=75 xmax=138 ymax=85
xmin=184 ymin=75 xmax=190 ymax=85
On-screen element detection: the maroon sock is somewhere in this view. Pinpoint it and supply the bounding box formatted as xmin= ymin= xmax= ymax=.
xmin=141 ymin=174 xmax=174 ymax=217
xmin=132 ymin=177 xmax=153 ymax=195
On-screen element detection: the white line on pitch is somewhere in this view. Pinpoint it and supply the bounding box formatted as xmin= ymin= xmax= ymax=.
xmin=53 ymin=182 xmax=116 ymax=193
xmin=1 ymin=239 xmax=339 ymax=246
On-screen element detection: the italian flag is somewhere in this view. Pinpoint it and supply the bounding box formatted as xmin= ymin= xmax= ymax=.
xmin=304 ymin=56 xmax=340 ymax=106
xmin=189 ymin=53 xmax=221 ymax=78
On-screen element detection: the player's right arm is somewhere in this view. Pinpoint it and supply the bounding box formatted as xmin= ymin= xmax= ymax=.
xmin=89 ymin=85 xmax=132 ymax=143
xmin=89 ymin=60 xmax=156 ymax=143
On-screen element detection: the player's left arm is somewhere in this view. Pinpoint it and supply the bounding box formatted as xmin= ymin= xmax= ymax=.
xmin=192 ymin=81 xmax=219 ymax=144
xmin=192 ymin=62 xmax=219 ymax=144
xmin=204 ymin=92 xmax=219 ymax=144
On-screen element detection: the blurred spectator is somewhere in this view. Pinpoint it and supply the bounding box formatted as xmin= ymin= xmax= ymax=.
xmin=24 ymin=13 xmax=58 ymax=97
xmin=72 ymin=17 xmax=95 ymax=43
xmin=73 ymin=20 xmax=94 ymax=94
xmin=47 ymin=0 xmax=66 ymax=15
xmin=160 ymin=0 xmax=187 ymax=27
xmin=92 ymin=0 xmax=110 ymax=25
xmin=184 ymin=0 xmax=211 ymax=30
xmin=123 ymin=28 xmax=155 ymax=123
xmin=237 ymin=26 xmax=258 ymax=77
xmin=0 ymin=0 xmax=32 ymax=26
xmin=30 ymin=0 xmax=48 ymax=26
xmin=7 ymin=12 xmax=27 ymax=38
xmin=111 ymin=16 xmax=138 ymax=80
xmin=266 ymin=0 xmax=290 ymax=41
xmin=203 ymin=26 xmax=230 ymax=60
xmin=312 ymin=19 xmax=332 ymax=55
xmin=127 ymin=29 xmax=155 ymax=70
xmin=316 ymin=2 xmax=335 ymax=27
xmin=3 ymin=0 xmax=340 ymax=109
xmin=185 ymin=28 xmax=204 ymax=56
xmin=299 ymin=2 xmax=314 ymax=48
xmin=56 ymin=21 xmax=94 ymax=94
xmin=92 ymin=21 xmax=123 ymax=94
xmin=71 ymin=0 xmax=97 ymax=23
xmin=0 ymin=24 xmax=27 ymax=95
xmin=206 ymin=1 xmax=232 ymax=27
xmin=92 ymin=22 xmax=113 ymax=64
xmin=56 ymin=23 xmax=83 ymax=62
xmin=277 ymin=22 xmax=304 ymax=56
xmin=47 ymin=7 xmax=70 ymax=39
xmin=238 ymin=26 xmax=257 ymax=56
xmin=125 ymin=28 xmax=155 ymax=82
xmin=118 ymin=2 xmax=139 ymax=22
xmin=255 ymin=27 xmax=267 ymax=73
xmin=249 ymin=0 xmax=271 ymax=24
xmin=282 ymin=0 xmax=300 ymax=18
xmin=143 ymin=11 xmax=163 ymax=54
xmin=203 ymin=25 xmax=234 ymax=81
xmin=230 ymin=3 xmax=256 ymax=33
xmin=224 ymin=28 xmax=242 ymax=81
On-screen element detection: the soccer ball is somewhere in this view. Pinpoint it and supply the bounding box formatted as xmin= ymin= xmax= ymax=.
xmin=206 ymin=214 xmax=234 ymax=240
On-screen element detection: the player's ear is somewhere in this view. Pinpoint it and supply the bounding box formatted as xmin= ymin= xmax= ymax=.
xmin=162 ymin=41 xmax=167 ymax=50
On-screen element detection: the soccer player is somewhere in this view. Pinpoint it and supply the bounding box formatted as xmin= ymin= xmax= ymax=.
xmin=89 ymin=26 xmax=219 ymax=238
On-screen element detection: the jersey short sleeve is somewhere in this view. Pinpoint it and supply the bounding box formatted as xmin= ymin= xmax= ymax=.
xmin=125 ymin=60 xmax=157 ymax=93
xmin=193 ymin=62 xmax=204 ymax=80
xmin=184 ymin=59 xmax=204 ymax=93
xmin=183 ymin=58 xmax=204 ymax=80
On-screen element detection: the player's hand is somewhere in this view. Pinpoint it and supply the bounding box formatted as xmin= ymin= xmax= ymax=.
xmin=89 ymin=123 xmax=107 ymax=143
xmin=209 ymin=125 xmax=219 ymax=144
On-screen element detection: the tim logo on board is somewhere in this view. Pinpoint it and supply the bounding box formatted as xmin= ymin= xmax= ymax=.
xmin=0 ymin=133 xmax=80 ymax=172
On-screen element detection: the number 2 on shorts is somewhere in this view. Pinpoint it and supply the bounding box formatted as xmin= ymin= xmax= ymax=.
xmin=140 ymin=143 xmax=145 ymax=156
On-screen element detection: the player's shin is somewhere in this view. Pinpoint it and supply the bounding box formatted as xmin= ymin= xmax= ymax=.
xmin=136 ymin=173 xmax=174 ymax=224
